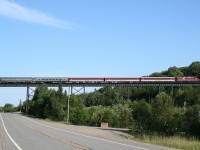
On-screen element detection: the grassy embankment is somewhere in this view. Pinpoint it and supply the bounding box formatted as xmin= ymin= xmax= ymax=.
xmin=123 ymin=134 xmax=200 ymax=150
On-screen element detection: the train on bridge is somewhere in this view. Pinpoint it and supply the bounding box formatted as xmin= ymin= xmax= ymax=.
xmin=0 ymin=77 xmax=199 ymax=83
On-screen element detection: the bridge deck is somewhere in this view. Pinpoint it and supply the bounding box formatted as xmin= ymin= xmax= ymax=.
xmin=0 ymin=82 xmax=199 ymax=87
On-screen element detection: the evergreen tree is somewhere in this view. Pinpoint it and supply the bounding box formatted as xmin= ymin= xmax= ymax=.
xmin=57 ymin=82 xmax=63 ymax=99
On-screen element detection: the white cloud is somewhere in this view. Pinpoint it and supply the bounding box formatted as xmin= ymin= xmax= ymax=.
xmin=0 ymin=0 xmax=73 ymax=28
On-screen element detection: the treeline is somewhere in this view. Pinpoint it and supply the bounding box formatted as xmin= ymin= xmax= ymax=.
xmin=0 ymin=103 xmax=18 ymax=112
xmin=150 ymin=61 xmax=200 ymax=77
xmin=21 ymin=61 xmax=200 ymax=138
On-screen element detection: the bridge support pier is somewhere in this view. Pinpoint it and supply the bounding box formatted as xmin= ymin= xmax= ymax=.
xmin=26 ymin=86 xmax=34 ymax=100
xmin=26 ymin=86 xmax=35 ymax=113
xmin=67 ymin=87 xmax=71 ymax=124
xmin=26 ymin=86 xmax=29 ymax=101
xmin=71 ymin=86 xmax=86 ymax=95
xmin=158 ymin=86 xmax=174 ymax=95
xmin=66 ymin=86 xmax=86 ymax=124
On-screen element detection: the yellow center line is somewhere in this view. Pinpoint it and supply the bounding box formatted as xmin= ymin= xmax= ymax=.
xmin=13 ymin=116 xmax=93 ymax=150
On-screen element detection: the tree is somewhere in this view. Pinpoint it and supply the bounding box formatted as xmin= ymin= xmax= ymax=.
xmin=185 ymin=105 xmax=200 ymax=138
xmin=69 ymin=95 xmax=89 ymax=125
xmin=169 ymin=108 xmax=185 ymax=135
xmin=0 ymin=107 xmax=3 ymax=112
xmin=88 ymin=106 xmax=104 ymax=126
xmin=19 ymin=99 xmax=22 ymax=111
xmin=186 ymin=61 xmax=200 ymax=77
xmin=101 ymin=108 xmax=113 ymax=124
xmin=16 ymin=99 xmax=22 ymax=112
xmin=174 ymin=88 xmax=185 ymax=106
xmin=131 ymin=100 xmax=152 ymax=134
xmin=28 ymin=84 xmax=65 ymax=119
xmin=103 ymin=87 xmax=114 ymax=106
xmin=150 ymin=72 xmax=163 ymax=77
xmin=174 ymin=87 xmax=200 ymax=106
xmin=32 ymin=84 xmax=48 ymax=101
xmin=167 ymin=66 xmax=184 ymax=77
xmin=131 ymin=87 xmax=151 ymax=101
xmin=3 ymin=103 xmax=16 ymax=112
xmin=84 ymin=91 xmax=102 ymax=107
xmin=112 ymin=104 xmax=132 ymax=128
xmin=88 ymin=106 xmax=114 ymax=127
xmin=57 ymin=82 xmax=65 ymax=104
xmin=51 ymin=98 xmax=65 ymax=120
xmin=152 ymin=93 xmax=174 ymax=135
xmin=43 ymin=89 xmax=65 ymax=120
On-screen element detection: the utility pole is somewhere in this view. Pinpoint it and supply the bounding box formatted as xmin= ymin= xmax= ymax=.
xmin=26 ymin=86 xmax=29 ymax=113
xmin=67 ymin=87 xmax=70 ymax=124
xmin=127 ymin=86 xmax=130 ymax=100
xmin=158 ymin=86 xmax=161 ymax=93
xmin=184 ymin=101 xmax=186 ymax=112
xmin=19 ymin=99 xmax=22 ymax=113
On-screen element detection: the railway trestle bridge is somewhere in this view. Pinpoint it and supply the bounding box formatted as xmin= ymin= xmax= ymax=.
xmin=0 ymin=81 xmax=200 ymax=101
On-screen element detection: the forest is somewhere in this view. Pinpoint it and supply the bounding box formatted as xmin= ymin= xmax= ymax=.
xmin=2 ymin=61 xmax=200 ymax=139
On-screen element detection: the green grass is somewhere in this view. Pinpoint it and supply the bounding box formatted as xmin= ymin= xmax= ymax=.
xmin=122 ymin=134 xmax=200 ymax=150
xmin=144 ymin=135 xmax=200 ymax=150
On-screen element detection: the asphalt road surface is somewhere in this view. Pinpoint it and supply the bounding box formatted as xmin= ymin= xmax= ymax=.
xmin=0 ymin=113 xmax=175 ymax=150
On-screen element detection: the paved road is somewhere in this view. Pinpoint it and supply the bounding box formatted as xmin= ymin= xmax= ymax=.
xmin=0 ymin=113 xmax=174 ymax=150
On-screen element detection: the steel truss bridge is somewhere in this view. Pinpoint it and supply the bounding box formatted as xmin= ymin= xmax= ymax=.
xmin=0 ymin=81 xmax=200 ymax=100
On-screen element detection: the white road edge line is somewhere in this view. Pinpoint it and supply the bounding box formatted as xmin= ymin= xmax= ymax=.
xmin=22 ymin=115 xmax=149 ymax=150
xmin=0 ymin=113 xmax=22 ymax=150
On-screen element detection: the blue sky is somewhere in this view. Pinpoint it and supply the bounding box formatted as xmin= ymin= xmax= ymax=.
xmin=0 ymin=0 xmax=199 ymax=106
